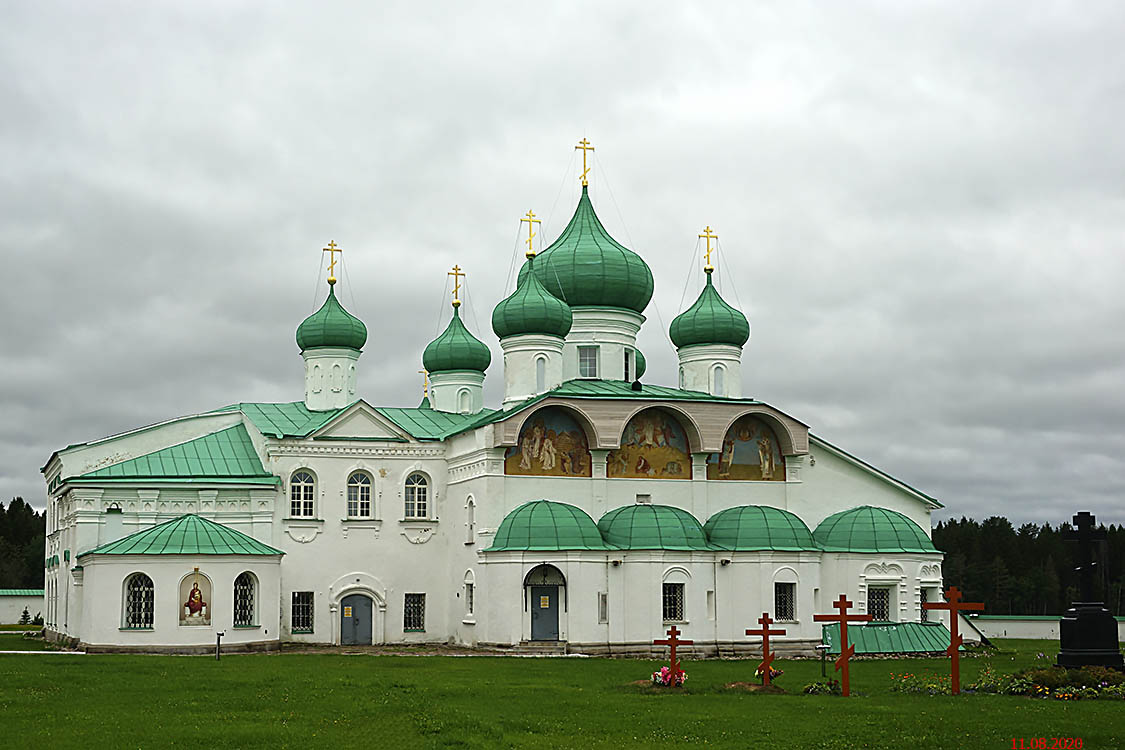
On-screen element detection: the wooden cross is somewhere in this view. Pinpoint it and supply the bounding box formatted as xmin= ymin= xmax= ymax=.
xmin=923 ymin=585 xmax=983 ymax=695
xmin=418 ymin=369 xmax=429 ymax=398
xmin=521 ymin=210 xmax=541 ymax=257
xmin=698 ymin=226 xmax=717 ymax=271
xmin=746 ymin=612 xmax=786 ymax=686
xmin=653 ymin=625 xmax=693 ymax=684
xmin=813 ymin=594 xmax=872 ymax=696
xmin=575 ymin=137 xmax=594 ymax=186
xmin=323 ymin=240 xmax=342 ymax=284
xmin=448 ymin=265 xmax=465 ymax=307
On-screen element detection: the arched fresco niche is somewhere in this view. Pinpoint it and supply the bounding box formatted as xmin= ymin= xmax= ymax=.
xmin=505 ymin=407 xmax=592 ymax=477
xmin=179 ymin=569 xmax=212 ymax=626
xmin=608 ymin=408 xmax=691 ymax=479
xmin=707 ymin=415 xmax=786 ymax=480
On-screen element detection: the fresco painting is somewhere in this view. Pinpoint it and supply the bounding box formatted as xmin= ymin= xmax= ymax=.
xmin=179 ymin=570 xmax=211 ymax=626
xmin=608 ymin=409 xmax=692 ymax=479
xmin=707 ymin=415 xmax=786 ymax=480
xmin=505 ymin=407 xmax=592 ymax=477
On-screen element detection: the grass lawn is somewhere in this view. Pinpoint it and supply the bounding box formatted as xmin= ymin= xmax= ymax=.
xmin=0 ymin=624 xmax=40 ymax=631
xmin=1 ymin=639 xmax=1122 ymax=749
xmin=0 ymin=632 xmax=52 ymax=651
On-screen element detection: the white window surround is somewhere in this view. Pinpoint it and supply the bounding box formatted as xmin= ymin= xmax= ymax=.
xmin=289 ymin=470 xmax=317 ymax=518
xmin=713 ymin=365 xmax=725 ymax=396
xmin=535 ymin=356 xmax=546 ymax=392
xmin=403 ymin=472 xmax=430 ymax=520
xmin=347 ymin=471 xmax=373 ymax=518
xmin=578 ymin=346 xmax=599 ymax=378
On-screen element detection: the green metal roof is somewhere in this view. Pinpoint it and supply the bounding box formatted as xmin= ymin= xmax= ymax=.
xmin=422 ymin=306 xmax=492 ymax=373
xmin=548 ymin=378 xmax=757 ymax=403
xmin=79 ymin=425 xmax=271 ymax=481
xmin=634 ymin=349 xmax=646 ymax=379
xmin=0 ymin=589 xmax=44 ymax=596
xmin=520 ymin=185 xmax=654 ymax=313
xmin=669 ymin=270 xmax=749 ymax=348
xmin=597 ymin=504 xmax=715 ymax=551
xmin=492 ymin=255 xmax=573 ymax=339
xmin=296 ymin=283 xmax=367 ymax=352
xmin=487 ymin=500 xmax=611 ymax=551
xmin=704 ymin=505 xmax=819 ymax=551
xmin=813 ymin=506 xmax=939 ymax=554
xmin=79 ymin=514 xmax=283 ymax=557
xmin=375 ymin=405 xmax=499 ymax=441
xmin=213 ymin=402 xmax=349 ymax=438
xmin=822 ymin=622 xmax=956 ymax=654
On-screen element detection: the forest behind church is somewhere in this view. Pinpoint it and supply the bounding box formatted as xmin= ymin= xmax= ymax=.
xmin=0 ymin=498 xmax=45 ymax=589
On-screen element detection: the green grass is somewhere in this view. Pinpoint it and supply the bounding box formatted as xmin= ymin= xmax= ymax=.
xmin=0 ymin=632 xmax=52 ymax=651
xmin=0 ymin=623 xmax=40 ymax=631
xmin=0 ymin=640 xmax=1121 ymax=749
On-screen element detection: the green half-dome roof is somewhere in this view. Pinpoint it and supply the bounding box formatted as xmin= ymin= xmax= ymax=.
xmin=597 ymin=504 xmax=713 ymax=550
xmin=487 ymin=500 xmax=611 ymax=551
xmin=518 ymin=186 xmax=654 ymax=313
xmin=492 ymin=255 xmax=573 ymax=339
xmin=422 ymin=306 xmax=492 ymax=373
xmin=634 ymin=349 xmax=647 ymax=379
xmin=296 ymin=284 xmax=368 ymax=351
xmin=813 ymin=506 xmax=938 ymax=553
xmin=704 ymin=505 xmax=819 ymax=551
xmin=669 ymin=270 xmax=749 ymax=348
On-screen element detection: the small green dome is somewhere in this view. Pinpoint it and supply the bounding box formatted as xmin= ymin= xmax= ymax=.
xmin=634 ymin=349 xmax=646 ymax=379
xmin=704 ymin=506 xmax=819 ymax=551
xmin=487 ymin=500 xmax=610 ymax=551
xmin=669 ymin=271 xmax=749 ymax=348
xmin=492 ymin=255 xmax=573 ymax=339
xmin=518 ymin=186 xmax=654 ymax=313
xmin=296 ymin=284 xmax=368 ymax=352
xmin=597 ymin=504 xmax=713 ymax=550
xmin=813 ymin=506 xmax=938 ymax=553
xmin=422 ymin=306 xmax=492 ymax=373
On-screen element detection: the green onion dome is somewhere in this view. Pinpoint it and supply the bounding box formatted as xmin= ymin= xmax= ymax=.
xmin=296 ymin=283 xmax=368 ymax=352
xmin=518 ymin=186 xmax=654 ymax=313
xmin=422 ymin=306 xmax=492 ymax=373
xmin=492 ymin=255 xmax=573 ymax=339
xmin=486 ymin=500 xmax=610 ymax=551
xmin=704 ymin=506 xmax=819 ymax=551
xmin=669 ymin=270 xmax=749 ymax=348
xmin=634 ymin=349 xmax=647 ymax=379
xmin=813 ymin=506 xmax=938 ymax=554
xmin=597 ymin=504 xmax=713 ymax=550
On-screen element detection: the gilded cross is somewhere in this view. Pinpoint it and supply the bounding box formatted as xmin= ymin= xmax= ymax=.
xmin=575 ymin=137 xmax=595 ymax=186
xmin=323 ymin=240 xmax=343 ymax=284
xmin=418 ymin=369 xmax=430 ymax=398
xmin=448 ymin=264 xmax=466 ymax=306
xmin=521 ymin=210 xmax=542 ymax=257
xmin=698 ymin=226 xmax=717 ymax=272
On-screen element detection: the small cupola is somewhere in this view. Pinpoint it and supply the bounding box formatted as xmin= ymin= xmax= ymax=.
xmin=298 ymin=241 xmax=366 ymax=411
xmin=422 ymin=265 xmax=491 ymax=414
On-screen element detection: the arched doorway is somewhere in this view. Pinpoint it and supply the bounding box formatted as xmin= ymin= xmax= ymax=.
xmin=524 ymin=564 xmax=566 ymax=641
xmin=340 ymin=593 xmax=373 ymax=645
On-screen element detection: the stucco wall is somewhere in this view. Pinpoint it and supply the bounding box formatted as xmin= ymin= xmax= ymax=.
xmin=0 ymin=595 xmax=43 ymax=624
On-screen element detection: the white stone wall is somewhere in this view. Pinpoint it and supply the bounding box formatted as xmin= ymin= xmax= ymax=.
xmin=0 ymin=595 xmax=43 ymax=624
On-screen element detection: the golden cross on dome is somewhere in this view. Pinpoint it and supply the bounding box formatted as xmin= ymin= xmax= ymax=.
xmin=448 ymin=264 xmax=466 ymax=307
xmin=323 ymin=240 xmax=343 ymax=284
xmin=698 ymin=226 xmax=718 ymax=272
xmin=521 ymin=210 xmax=542 ymax=257
xmin=575 ymin=137 xmax=594 ymax=186
xmin=418 ymin=369 xmax=430 ymax=397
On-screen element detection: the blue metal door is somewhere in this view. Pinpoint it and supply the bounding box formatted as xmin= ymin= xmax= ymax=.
xmin=341 ymin=594 xmax=372 ymax=645
xmin=531 ymin=585 xmax=559 ymax=640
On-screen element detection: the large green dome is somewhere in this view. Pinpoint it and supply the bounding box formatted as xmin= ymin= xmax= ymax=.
xmin=492 ymin=255 xmax=573 ymax=339
xmin=422 ymin=306 xmax=492 ymax=373
xmin=487 ymin=500 xmax=610 ymax=551
xmin=704 ymin=505 xmax=819 ymax=551
xmin=518 ymin=186 xmax=654 ymax=313
xmin=597 ymin=504 xmax=713 ymax=550
xmin=296 ymin=284 xmax=368 ymax=352
xmin=813 ymin=506 xmax=938 ymax=553
xmin=669 ymin=270 xmax=749 ymax=348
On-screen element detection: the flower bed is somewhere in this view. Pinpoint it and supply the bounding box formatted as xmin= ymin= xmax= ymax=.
xmin=965 ymin=662 xmax=1125 ymax=700
xmin=651 ymin=666 xmax=687 ymax=687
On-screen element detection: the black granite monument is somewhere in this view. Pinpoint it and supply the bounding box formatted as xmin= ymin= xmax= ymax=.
xmin=1056 ymin=511 xmax=1123 ymax=669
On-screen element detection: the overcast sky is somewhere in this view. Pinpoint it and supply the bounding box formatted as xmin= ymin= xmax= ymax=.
xmin=2 ymin=1 xmax=1123 ymax=526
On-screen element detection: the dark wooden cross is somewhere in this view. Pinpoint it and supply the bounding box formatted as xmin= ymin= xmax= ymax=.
xmin=813 ymin=594 xmax=872 ymax=696
xmin=1066 ymin=511 xmax=1106 ymax=603
xmin=746 ymin=612 xmax=786 ymax=686
xmin=653 ymin=625 xmax=693 ymax=684
xmin=923 ymin=585 xmax=983 ymax=695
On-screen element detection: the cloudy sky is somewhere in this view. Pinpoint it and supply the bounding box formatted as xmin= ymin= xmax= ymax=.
xmin=2 ymin=1 xmax=1123 ymax=525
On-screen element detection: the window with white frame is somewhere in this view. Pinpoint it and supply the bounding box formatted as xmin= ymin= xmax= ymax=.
xmin=465 ymin=583 xmax=474 ymax=615
xmin=347 ymin=471 xmax=372 ymax=517
xmin=662 ymin=582 xmax=685 ymax=622
xmin=404 ymin=593 xmax=426 ymax=631
xmin=713 ymin=365 xmax=725 ymax=396
xmin=623 ymin=349 xmax=633 ymax=382
xmin=869 ymin=586 xmax=892 ymax=621
xmin=291 ymin=591 xmax=314 ymax=633
xmin=598 ymin=592 xmax=608 ymax=623
xmin=535 ymin=356 xmax=546 ymax=392
xmin=920 ymin=588 xmax=931 ymax=622
xmin=465 ymin=499 xmax=475 ymax=544
xmin=774 ymin=582 xmax=796 ymax=621
xmin=578 ymin=346 xmax=598 ymax=378
xmin=458 ymin=389 xmax=471 ymax=414
xmin=124 ymin=573 xmax=154 ymax=629
xmin=290 ymin=471 xmax=316 ymax=517
xmin=404 ymin=473 xmax=428 ymax=518
xmin=234 ymin=572 xmax=256 ymax=627
xmin=679 ymin=366 xmax=686 ymax=389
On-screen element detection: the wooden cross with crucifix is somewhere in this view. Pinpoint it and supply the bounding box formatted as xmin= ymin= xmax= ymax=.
xmin=575 ymin=137 xmax=594 ymax=186
xmin=746 ymin=612 xmax=786 ymax=686
xmin=323 ymin=240 xmax=342 ymax=284
xmin=653 ymin=625 xmax=693 ymax=685
xmin=813 ymin=594 xmax=873 ymax=696
xmin=448 ymin=265 xmax=465 ymax=308
xmin=521 ymin=210 xmax=541 ymax=258
xmin=698 ymin=226 xmax=718 ymax=272
xmin=922 ymin=585 xmax=983 ymax=695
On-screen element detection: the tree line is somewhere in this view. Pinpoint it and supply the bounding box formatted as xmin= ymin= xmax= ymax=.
xmin=0 ymin=498 xmax=45 ymax=588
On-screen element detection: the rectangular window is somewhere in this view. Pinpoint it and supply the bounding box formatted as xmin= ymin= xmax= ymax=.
xmin=869 ymin=587 xmax=892 ymax=622
xmin=598 ymin=592 xmax=608 ymax=623
xmin=291 ymin=591 xmax=314 ymax=633
xmin=404 ymin=593 xmax=426 ymax=631
xmin=920 ymin=588 xmax=930 ymax=622
xmin=706 ymin=590 xmax=716 ymax=620
xmin=578 ymin=346 xmax=598 ymax=378
xmin=635 ymin=494 xmax=652 ymax=505
xmin=662 ymin=582 xmax=685 ymax=622
xmin=774 ymin=582 xmax=796 ymax=621
xmin=465 ymin=584 xmax=474 ymax=615
xmin=623 ymin=349 xmax=633 ymax=382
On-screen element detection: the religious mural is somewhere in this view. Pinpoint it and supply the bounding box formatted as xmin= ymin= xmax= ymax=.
xmin=505 ymin=407 xmax=592 ymax=477
xmin=607 ymin=409 xmax=692 ymax=479
xmin=179 ymin=571 xmax=211 ymax=626
xmin=706 ymin=415 xmax=785 ymax=480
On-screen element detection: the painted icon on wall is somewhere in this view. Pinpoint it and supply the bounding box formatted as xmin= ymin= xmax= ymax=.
xmin=505 ymin=407 xmax=593 ymax=477
xmin=607 ymin=409 xmax=692 ymax=479
xmin=707 ymin=415 xmax=786 ymax=480
xmin=179 ymin=571 xmax=211 ymax=626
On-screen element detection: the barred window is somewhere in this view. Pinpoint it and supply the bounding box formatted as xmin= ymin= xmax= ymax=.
xmin=465 ymin=583 xmax=474 ymax=615
xmin=662 ymin=582 xmax=685 ymax=622
xmin=869 ymin=587 xmax=892 ymax=621
xmin=291 ymin=591 xmax=314 ymax=633
xmin=347 ymin=472 xmax=372 ymax=517
xmin=578 ymin=346 xmax=598 ymax=378
xmin=124 ymin=573 xmax=154 ymax=629
xmin=404 ymin=473 xmax=428 ymax=519
xmin=920 ymin=588 xmax=929 ymax=622
xmin=234 ymin=572 xmax=256 ymax=627
xmin=290 ymin=471 xmax=315 ymax=518
xmin=774 ymin=582 xmax=796 ymax=621
xmin=404 ymin=593 xmax=426 ymax=631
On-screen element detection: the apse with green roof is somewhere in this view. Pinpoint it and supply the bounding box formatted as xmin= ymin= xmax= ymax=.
xmin=597 ymin=504 xmax=715 ymax=551
xmin=299 ymin=264 xmax=367 ymax=411
xmin=704 ymin=505 xmax=820 ymax=551
xmin=423 ymin=274 xmax=492 ymax=416
xmin=813 ymin=506 xmax=939 ymax=554
xmin=487 ymin=500 xmax=611 ymax=551
xmin=79 ymin=514 xmax=284 ymax=557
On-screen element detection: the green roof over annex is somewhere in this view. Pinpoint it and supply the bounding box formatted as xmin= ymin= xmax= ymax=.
xmin=813 ymin=506 xmax=938 ymax=554
xmin=704 ymin=505 xmax=819 ymax=551
xmin=597 ymin=504 xmax=715 ymax=551
xmin=487 ymin=500 xmax=611 ymax=551
xmin=79 ymin=514 xmax=283 ymax=557
xmin=823 ymin=621 xmax=956 ymax=654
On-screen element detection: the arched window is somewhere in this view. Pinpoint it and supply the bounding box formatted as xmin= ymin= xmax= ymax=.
xmin=712 ymin=365 xmax=725 ymax=397
xmin=464 ymin=570 xmax=476 ymax=616
xmin=679 ymin=366 xmax=686 ymax=389
xmin=331 ymin=363 xmax=344 ymax=393
xmin=404 ymin=473 xmax=428 ymax=519
xmin=347 ymin=471 xmax=372 ymax=517
xmin=535 ymin=356 xmax=546 ymax=392
xmin=290 ymin=471 xmax=316 ymax=518
xmin=465 ymin=498 xmax=476 ymax=544
xmin=458 ymin=389 xmax=471 ymax=414
xmin=124 ymin=573 xmax=154 ymax=629
xmin=311 ymin=364 xmax=323 ymax=393
xmin=234 ymin=572 xmax=256 ymax=627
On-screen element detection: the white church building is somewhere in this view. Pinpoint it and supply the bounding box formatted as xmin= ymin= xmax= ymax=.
xmin=41 ymin=159 xmax=946 ymax=654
